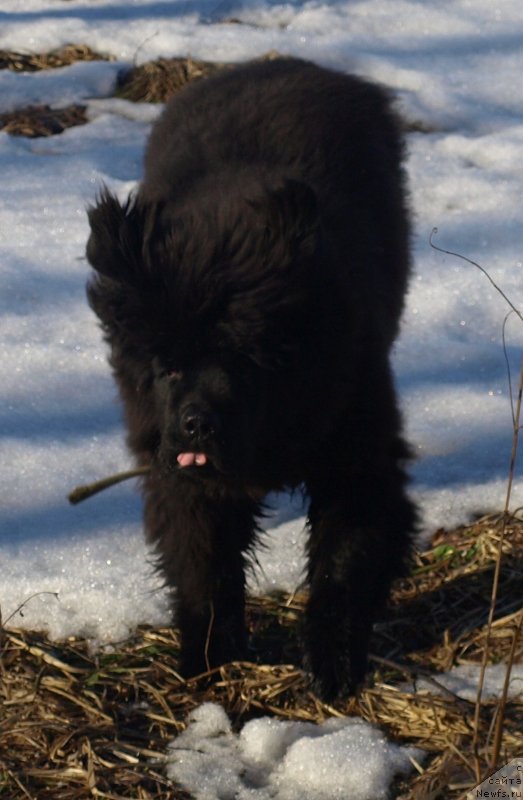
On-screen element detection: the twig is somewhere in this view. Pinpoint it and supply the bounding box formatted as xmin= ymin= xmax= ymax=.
xmin=68 ymin=466 xmax=150 ymax=504
xmin=430 ymin=230 xmax=523 ymax=779
xmin=490 ymin=608 xmax=523 ymax=767
xmin=2 ymin=592 xmax=60 ymax=627
xmin=473 ymin=358 xmax=523 ymax=774
xmin=429 ymin=229 xmax=523 ymax=324
xmin=370 ymin=654 xmax=473 ymax=707
xmin=502 ymin=311 xmax=517 ymax=427
xmin=204 ymin=601 xmax=215 ymax=674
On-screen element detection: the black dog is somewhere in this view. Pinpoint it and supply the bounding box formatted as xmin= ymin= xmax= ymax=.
xmin=86 ymin=57 xmax=416 ymax=700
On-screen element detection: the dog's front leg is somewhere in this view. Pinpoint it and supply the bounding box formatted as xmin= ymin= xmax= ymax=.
xmin=144 ymin=477 xmax=259 ymax=677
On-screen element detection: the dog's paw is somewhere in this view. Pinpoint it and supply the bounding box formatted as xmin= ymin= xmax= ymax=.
xmin=304 ymin=638 xmax=369 ymax=702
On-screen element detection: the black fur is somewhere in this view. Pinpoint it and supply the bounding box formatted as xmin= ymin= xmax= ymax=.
xmin=86 ymin=57 xmax=417 ymax=700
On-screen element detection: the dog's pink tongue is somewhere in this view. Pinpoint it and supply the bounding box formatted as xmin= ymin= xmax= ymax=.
xmin=177 ymin=453 xmax=208 ymax=467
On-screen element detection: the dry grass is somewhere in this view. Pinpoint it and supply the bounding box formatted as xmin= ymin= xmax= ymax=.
xmin=0 ymin=43 xmax=110 ymax=138
xmin=115 ymin=56 xmax=226 ymax=103
xmin=0 ymin=49 xmax=223 ymax=138
xmin=0 ymin=49 xmax=281 ymax=138
xmin=115 ymin=51 xmax=280 ymax=103
xmin=0 ymin=104 xmax=88 ymax=138
xmin=1 ymin=514 xmax=522 ymax=799
xmin=0 ymin=44 xmax=112 ymax=72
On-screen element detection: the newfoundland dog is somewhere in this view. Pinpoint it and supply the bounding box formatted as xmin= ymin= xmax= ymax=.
xmin=86 ymin=57 xmax=416 ymax=700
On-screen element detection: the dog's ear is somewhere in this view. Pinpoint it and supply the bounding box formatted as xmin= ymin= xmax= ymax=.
xmin=86 ymin=189 xmax=147 ymax=284
xmin=265 ymin=179 xmax=319 ymax=259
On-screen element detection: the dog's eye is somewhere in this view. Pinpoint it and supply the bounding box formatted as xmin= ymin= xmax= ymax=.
xmin=152 ymin=358 xmax=183 ymax=381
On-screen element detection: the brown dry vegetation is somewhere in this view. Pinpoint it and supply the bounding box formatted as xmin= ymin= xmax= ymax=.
xmin=0 ymin=50 xmax=277 ymax=136
xmin=0 ymin=104 xmax=88 ymax=138
xmin=0 ymin=44 xmax=109 ymax=137
xmin=1 ymin=514 xmax=522 ymax=799
xmin=115 ymin=56 xmax=225 ymax=103
xmin=0 ymin=44 xmax=112 ymax=73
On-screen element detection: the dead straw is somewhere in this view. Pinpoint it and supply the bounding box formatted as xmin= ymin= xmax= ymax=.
xmin=116 ymin=56 xmax=224 ymax=103
xmin=115 ymin=52 xmax=279 ymax=103
xmin=0 ymin=104 xmax=88 ymax=138
xmin=1 ymin=515 xmax=522 ymax=798
xmin=0 ymin=44 xmax=113 ymax=72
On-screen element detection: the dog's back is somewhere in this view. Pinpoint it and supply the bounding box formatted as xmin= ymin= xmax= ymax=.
xmin=141 ymin=58 xmax=410 ymax=342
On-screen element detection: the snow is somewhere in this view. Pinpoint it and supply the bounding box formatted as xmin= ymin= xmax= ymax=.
xmin=2 ymin=0 xmax=517 ymax=627
xmin=407 ymin=663 xmax=523 ymax=703
xmin=1 ymin=1 xmax=523 ymax=795
xmin=167 ymin=703 xmax=420 ymax=800
xmin=166 ymin=666 xmax=523 ymax=800
xmin=0 ymin=61 xmax=123 ymax=113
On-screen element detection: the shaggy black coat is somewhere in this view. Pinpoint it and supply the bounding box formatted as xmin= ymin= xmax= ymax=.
xmin=86 ymin=57 xmax=417 ymax=700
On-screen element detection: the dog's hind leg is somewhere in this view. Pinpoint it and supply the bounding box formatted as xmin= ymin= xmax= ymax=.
xmin=304 ymin=372 xmax=416 ymax=700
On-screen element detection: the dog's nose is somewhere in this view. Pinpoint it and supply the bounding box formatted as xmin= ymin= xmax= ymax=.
xmin=180 ymin=405 xmax=215 ymax=443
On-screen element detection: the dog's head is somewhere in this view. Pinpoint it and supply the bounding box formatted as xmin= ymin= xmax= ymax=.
xmin=86 ymin=178 xmax=331 ymax=489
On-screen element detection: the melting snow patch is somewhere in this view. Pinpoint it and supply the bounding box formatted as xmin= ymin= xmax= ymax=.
xmin=409 ymin=663 xmax=523 ymax=702
xmin=167 ymin=703 xmax=420 ymax=800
